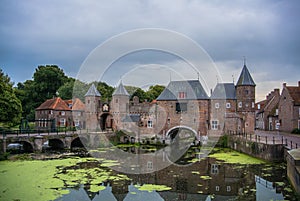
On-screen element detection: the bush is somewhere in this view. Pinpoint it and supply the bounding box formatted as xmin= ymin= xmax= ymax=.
xmin=0 ymin=152 xmax=10 ymax=161
xmin=291 ymin=128 xmax=300 ymax=134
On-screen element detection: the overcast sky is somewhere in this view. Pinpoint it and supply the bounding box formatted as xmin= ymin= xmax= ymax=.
xmin=1 ymin=0 xmax=299 ymax=101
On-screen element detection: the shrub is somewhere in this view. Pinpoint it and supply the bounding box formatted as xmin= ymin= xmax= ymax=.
xmin=291 ymin=128 xmax=300 ymax=134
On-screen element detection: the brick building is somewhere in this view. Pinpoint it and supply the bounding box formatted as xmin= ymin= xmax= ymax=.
xmin=36 ymin=62 xmax=257 ymax=139
xmin=255 ymin=89 xmax=280 ymax=130
xmin=278 ymin=82 xmax=300 ymax=132
xmin=35 ymin=97 xmax=85 ymax=130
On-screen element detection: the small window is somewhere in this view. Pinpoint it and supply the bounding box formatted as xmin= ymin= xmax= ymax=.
xmin=258 ymin=104 xmax=261 ymax=110
xmin=211 ymin=164 xmax=219 ymax=174
xmin=176 ymin=103 xmax=187 ymax=112
xmin=215 ymin=186 xmax=220 ymax=192
xmin=147 ymin=120 xmax=153 ymax=128
xmin=227 ymin=186 xmax=231 ymax=192
xmin=226 ymin=102 xmax=231 ymax=109
xmin=245 ymin=90 xmax=249 ymax=95
xmin=60 ymin=118 xmax=66 ymax=127
xmin=178 ymin=92 xmax=187 ymax=99
xmin=147 ymin=161 xmax=153 ymax=170
xmin=61 ymin=111 xmax=65 ymax=116
xmin=252 ymin=102 xmax=255 ymax=108
xmin=276 ymin=109 xmax=279 ymax=116
xmin=238 ymin=102 xmax=242 ymax=108
xmin=215 ymin=103 xmax=219 ymax=109
xmin=212 ymin=120 xmax=218 ymax=130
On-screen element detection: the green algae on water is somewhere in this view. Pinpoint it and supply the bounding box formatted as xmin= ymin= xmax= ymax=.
xmin=209 ymin=149 xmax=265 ymax=164
xmin=135 ymin=184 xmax=172 ymax=192
xmin=0 ymin=158 xmax=80 ymax=201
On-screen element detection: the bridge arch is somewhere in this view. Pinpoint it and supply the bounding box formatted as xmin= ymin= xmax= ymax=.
xmin=48 ymin=138 xmax=65 ymax=150
xmin=166 ymin=126 xmax=198 ymax=141
xmin=17 ymin=140 xmax=34 ymax=153
xmin=71 ymin=137 xmax=87 ymax=151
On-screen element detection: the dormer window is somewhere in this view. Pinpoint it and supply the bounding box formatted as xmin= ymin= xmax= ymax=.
xmin=178 ymin=92 xmax=187 ymax=99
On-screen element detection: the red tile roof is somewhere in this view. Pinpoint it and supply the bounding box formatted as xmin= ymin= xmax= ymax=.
xmin=36 ymin=97 xmax=71 ymax=111
xmin=287 ymin=86 xmax=300 ymax=105
xmin=71 ymin=98 xmax=85 ymax=111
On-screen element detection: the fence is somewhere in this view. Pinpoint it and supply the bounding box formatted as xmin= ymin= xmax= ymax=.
xmin=0 ymin=126 xmax=78 ymax=139
xmin=227 ymin=130 xmax=298 ymax=150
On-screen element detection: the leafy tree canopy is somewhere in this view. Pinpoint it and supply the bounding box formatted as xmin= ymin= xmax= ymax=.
xmin=0 ymin=69 xmax=22 ymax=126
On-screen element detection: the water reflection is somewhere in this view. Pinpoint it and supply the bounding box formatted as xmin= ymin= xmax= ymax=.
xmin=55 ymin=147 xmax=295 ymax=201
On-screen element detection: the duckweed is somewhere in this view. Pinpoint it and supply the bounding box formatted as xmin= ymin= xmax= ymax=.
xmin=135 ymin=184 xmax=172 ymax=192
xmin=209 ymin=149 xmax=265 ymax=164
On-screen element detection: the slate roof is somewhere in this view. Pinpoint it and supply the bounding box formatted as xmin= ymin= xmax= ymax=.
xmin=36 ymin=97 xmax=71 ymax=111
xmin=236 ymin=65 xmax=256 ymax=86
xmin=113 ymin=82 xmax=129 ymax=96
xmin=157 ymin=80 xmax=209 ymax=101
xmin=85 ymin=83 xmax=101 ymax=97
xmin=122 ymin=114 xmax=140 ymax=122
xmin=286 ymin=86 xmax=300 ymax=105
xmin=211 ymin=83 xmax=236 ymax=99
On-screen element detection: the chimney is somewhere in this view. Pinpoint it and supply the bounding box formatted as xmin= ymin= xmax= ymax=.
xmin=283 ymin=83 xmax=286 ymax=88
xmin=298 ymin=81 xmax=300 ymax=87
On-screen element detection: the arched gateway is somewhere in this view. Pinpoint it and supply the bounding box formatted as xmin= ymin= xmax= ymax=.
xmin=166 ymin=126 xmax=199 ymax=141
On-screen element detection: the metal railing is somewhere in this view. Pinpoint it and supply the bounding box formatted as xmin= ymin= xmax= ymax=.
xmin=227 ymin=130 xmax=298 ymax=149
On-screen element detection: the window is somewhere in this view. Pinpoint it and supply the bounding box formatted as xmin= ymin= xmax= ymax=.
xmin=212 ymin=120 xmax=218 ymax=130
xmin=115 ymin=98 xmax=118 ymax=103
xmin=257 ymin=104 xmax=261 ymax=110
xmin=211 ymin=164 xmax=219 ymax=174
xmin=147 ymin=161 xmax=153 ymax=170
xmin=238 ymin=102 xmax=242 ymax=108
xmin=215 ymin=186 xmax=220 ymax=192
xmin=60 ymin=118 xmax=66 ymax=127
xmin=245 ymin=90 xmax=249 ymax=95
xmin=147 ymin=120 xmax=153 ymax=128
xmin=227 ymin=186 xmax=231 ymax=192
xmin=215 ymin=103 xmax=219 ymax=109
xmin=276 ymin=109 xmax=279 ymax=116
xmin=252 ymin=102 xmax=255 ymax=108
xmin=61 ymin=111 xmax=65 ymax=116
xmin=226 ymin=102 xmax=231 ymax=109
xmin=75 ymin=119 xmax=80 ymax=127
xmin=176 ymin=103 xmax=187 ymax=112
xmin=178 ymin=92 xmax=187 ymax=99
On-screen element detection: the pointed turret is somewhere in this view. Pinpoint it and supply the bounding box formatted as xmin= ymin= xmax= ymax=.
xmin=84 ymin=83 xmax=101 ymax=130
xmin=112 ymin=81 xmax=129 ymax=96
xmin=85 ymin=83 xmax=101 ymax=97
xmin=236 ymin=64 xmax=256 ymax=86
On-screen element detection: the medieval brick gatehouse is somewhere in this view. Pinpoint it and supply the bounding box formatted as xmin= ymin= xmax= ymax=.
xmin=36 ymin=62 xmax=256 ymax=139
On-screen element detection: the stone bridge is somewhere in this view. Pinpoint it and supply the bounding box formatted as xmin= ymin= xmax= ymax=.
xmin=0 ymin=131 xmax=114 ymax=153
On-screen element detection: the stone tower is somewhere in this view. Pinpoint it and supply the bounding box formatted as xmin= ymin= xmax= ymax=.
xmin=111 ymin=81 xmax=130 ymax=130
xmin=236 ymin=62 xmax=256 ymax=133
xmin=85 ymin=83 xmax=101 ymax=130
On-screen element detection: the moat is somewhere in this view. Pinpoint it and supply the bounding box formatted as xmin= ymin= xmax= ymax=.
xmin=0 ymin=146 xmax=298 ymax=201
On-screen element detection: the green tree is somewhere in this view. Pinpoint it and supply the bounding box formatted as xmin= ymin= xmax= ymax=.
xmin=146 ymin=85 xmax=165 ymax=101
xmin=131 ymin=88 xmax=147 ymax=102
xmin=0 ymin=69 xmax=22 ymax=126
xmin=97 ymin=82 xmax=114 ymax=102
xmin=16 ymin=65 xmax=68 ymax=121
xmin=57 ymin=77 xmax=75 ymax=100
xmin=32 ymin=65 xmax=68 ymax=102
